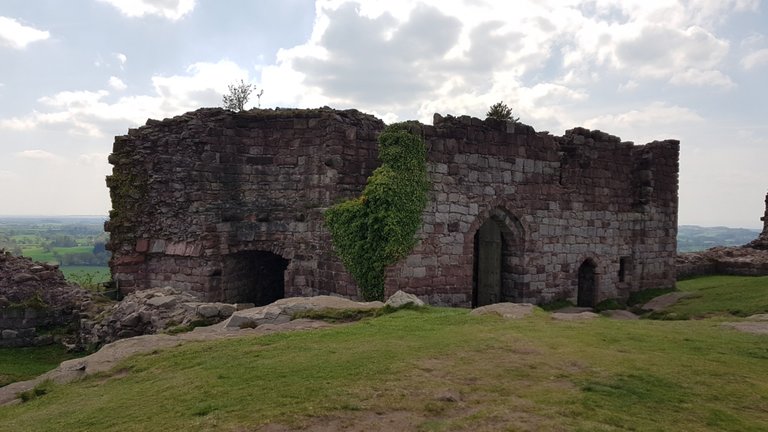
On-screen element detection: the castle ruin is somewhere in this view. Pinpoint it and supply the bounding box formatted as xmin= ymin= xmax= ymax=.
xmin=106 ymin=108 xmax=679 ymax=308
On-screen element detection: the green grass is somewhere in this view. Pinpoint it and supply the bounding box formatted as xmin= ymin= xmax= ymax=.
xmin=19 ymin=247 xmax=57 ymax=264
xmin=0 ymin=345 xmax=83 ymax=387
xmin=659 ymin=275 xmax=768 ymax=319
xmin=1 ymin=305 xmax=766 ymax=431
xmin=21 ymin=246 xmax=99 ymax=265
xmin=1 ymin=276 xmax=766 ymax=431
xmin=60 ymin=266 xmax=110 ymax=284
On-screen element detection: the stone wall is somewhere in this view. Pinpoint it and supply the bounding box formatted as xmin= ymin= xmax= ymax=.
xmin=0 ymin=250 xmax=90 ymax=347
xmin=383 ymin=116 xmax=678 ymax=305
xmin=107 ymin=108 xmax=679 ymax=307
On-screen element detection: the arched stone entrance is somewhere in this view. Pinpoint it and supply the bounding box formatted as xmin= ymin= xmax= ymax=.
xmin=473 ymin=220 xmax=503 ymax=307
xmin=471 ymin=208 xmax=525 ymax=307
xmin=577 ymin=259 xmax=597 ymax=308
xmin=220 ymin=250 xmax=289 ymax=306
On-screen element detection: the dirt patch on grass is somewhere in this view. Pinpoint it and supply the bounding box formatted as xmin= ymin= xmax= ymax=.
xmin=641 ymin=292 xmax=695 ymax=311
xmin=721 ymin=322 xmax=768 ymax=335
xmin=260 ymin=411 xmax=420 ymax=432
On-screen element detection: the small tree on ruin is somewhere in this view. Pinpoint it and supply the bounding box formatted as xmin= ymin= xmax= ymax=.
xmin=486 ymin=101 xmax=520 ymax=123
xmin=222 ymin=79 xmax=254 ymax=111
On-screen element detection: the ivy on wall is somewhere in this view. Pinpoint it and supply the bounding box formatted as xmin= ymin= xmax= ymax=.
xmin=325 ymin=123 xmax=428 ymax=301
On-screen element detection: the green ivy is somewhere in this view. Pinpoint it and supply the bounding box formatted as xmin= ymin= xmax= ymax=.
xmin=325 ymin=123 xmax=428 ymax=301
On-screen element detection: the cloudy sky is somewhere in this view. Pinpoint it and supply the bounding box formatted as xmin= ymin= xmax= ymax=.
xmin=1 ymin=0 xmax=766 ymax=228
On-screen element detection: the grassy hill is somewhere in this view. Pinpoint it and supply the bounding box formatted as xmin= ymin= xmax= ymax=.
xmin=0 ymin=276 xmax=767 ymax=431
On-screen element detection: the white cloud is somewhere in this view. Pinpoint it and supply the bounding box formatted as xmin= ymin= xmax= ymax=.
xmin=618 ymin=80 xmax=639 ymax=92
xmin=741 ymin=48 xmax=768 ymax=70
xmin=97 ymin=0 xmax=196 ymax=20
xmin=116 ymin=52 xmax=127 ymax=67
xmin=78 ymin=153 xmax=110 ymax=166
xmin=0 ymin=60 xmax=250 ymax=137
xmin=0 ymin=170 xmax=16 ymax=180
xmin=669 ymin=68 xmax=735 ymax=89
xmin=584 ymin=102 xmax=703 ymax=141
xmin=109 ymin=76 xmax=127 ymax=91
xmin=255 ymin=0 xmax=750 ymax=130
xmin=16 ymin=149 xmax=62 ymax=161
xmin=0 ymin=16 xmax=49 ymax=49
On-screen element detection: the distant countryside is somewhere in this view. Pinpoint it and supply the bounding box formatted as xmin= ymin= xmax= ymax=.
xmin=0 ymin=216 xmax=110 ymax=285
xmin=0 ymin=217 xmax=762 ymax=286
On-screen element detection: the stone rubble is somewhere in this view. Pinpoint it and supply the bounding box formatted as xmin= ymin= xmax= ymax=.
xmin=79 ymin=286 xmax=243 ymax=347
xmin=0 ymin=250 xmax=91 ymax=347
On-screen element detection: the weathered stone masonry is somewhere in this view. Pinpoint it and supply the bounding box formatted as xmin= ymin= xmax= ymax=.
xmin=107 ymin=107 xmax=679 ymax=308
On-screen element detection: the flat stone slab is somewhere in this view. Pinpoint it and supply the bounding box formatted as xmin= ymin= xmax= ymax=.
xmin=551 ymin=311 xmax=600 ymax=321
xmin=470 ymin=303 xmax=535 ymax=319
xmin=223 ymin=296 xmax=384 ymax=329
xmin=601 ymin=310 xmax=639 ymax=320
xmin=641 ymin=292 xmax=694 ymax=312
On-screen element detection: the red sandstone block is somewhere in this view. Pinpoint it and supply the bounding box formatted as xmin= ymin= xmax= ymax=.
xmin=114 ymin=254 xmax=145 ymax=265
xmin=135 ymin=239 xmax=149 ymax=253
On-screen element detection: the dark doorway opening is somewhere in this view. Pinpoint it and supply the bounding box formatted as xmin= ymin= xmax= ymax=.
xmin=222 ymin=251 xmax=289 ymax=306
xmin=577 ymin=260 xmax=597 ymax=308
xmin=473 ymin=220 xmax=503 ymax=307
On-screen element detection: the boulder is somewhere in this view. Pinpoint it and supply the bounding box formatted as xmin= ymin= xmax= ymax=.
xmin=196 ymin=304 xmax=220 ymax=319
xmin=385 ymin=290 xmax=425 ymax=308
xmin=470 ymin=303 xmax=535 ymax=319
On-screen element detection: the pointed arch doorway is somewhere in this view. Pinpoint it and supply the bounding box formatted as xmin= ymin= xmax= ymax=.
xmin=473 ymin=220 xmax=503 ymax=307
xmin=470 ymin=208 xmax=525 ymax=308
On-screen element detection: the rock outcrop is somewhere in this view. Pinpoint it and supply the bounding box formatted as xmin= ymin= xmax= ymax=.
xmin=79 ymin=286 xmax=243 ymax=347
xmin=0 ymin=250 xmax=91 ymax=347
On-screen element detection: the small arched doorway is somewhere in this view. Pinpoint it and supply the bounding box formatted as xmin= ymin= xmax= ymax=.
xmin=577 ymin=260 xmax=597 ymax=308
xmin=221 ymin=250 xmax=289 ymax=306
xmin=473 ymin=220 xmax=503 ymax=307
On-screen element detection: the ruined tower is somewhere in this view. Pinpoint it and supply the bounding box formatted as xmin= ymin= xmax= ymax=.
xmin=106 ymin=108 xmax=679 ymax=308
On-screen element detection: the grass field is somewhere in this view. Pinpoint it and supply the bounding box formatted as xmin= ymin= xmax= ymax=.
xmin=0 ymin=275 xmax=766 ymax=431
xmin=20 ymin=246 xmax=94 ymax=264
xmin=657 ymin=275 xmax=768 ymax=319
xmin=59 ymin=266 xmax=110 ymax=284
xmin=0 ymin=346 xmax=82 ymax=388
